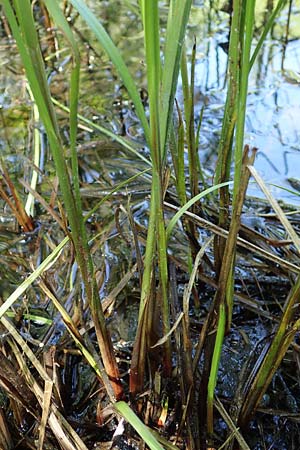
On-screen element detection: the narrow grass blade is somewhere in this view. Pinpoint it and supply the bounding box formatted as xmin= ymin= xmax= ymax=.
xmin=52 ymin=98 xmax=152 ymax=167
xmin=38 ymin=380 xmax=53 ymax=450
xmin=173 ymin=101 xmax=187 ymax=206
xmin=137 ymin=0 xmax=172 ymax=381
xmin=215 ymin=0 xmax=241 ymax=187
xmin=214 ymin=397 xmax=250 ymax=450
xmin=13 ymin=334 xmax=89 ymax=450
xmin=166 ymin=181 xmax=232 ymax=241
xmin=38 ymin=280 xmax=116 ymax=401
xmin=86 ymin=168 xmax=151 ymax=219
xmin=217 ymin=147 xmax=257 ymax=332
xmin=3 ymin=0 xmax=123 ymax=400
xmin=143 ymin=0 xmax=161 ymax=163
xmin=1 ymin=316 xmax=52 ymax=383
xmin=250 ymin=0 xmax=287 ymax=69
xmin=248 ymin=165 xmax=300 ymax=252
xmin=25 ymin=85 xmax=40 ymax=217
xmin=43 ymin=0 xmax=82 ymax=214
xmin=160 ymin=0 xmax=192 ymax=155
xmin=165 ymin=200 xmax=300 ymax=274
xmin=233 ymin=0 xmax=255 ymax=207
xmin=68 ymin=0 xmax=150 ymax=145
xmin=114 ymin=401 xmax=164 ymax=450
xmin=207 ymin=303 xmax=226 ymax=435
xmin=181 ymin=42 xmax=199 ymax=200
xmin=151 ymin=312 xmax=184 ymax=349
xmin=3 ymin=170 xmax=145 ymax=384
xmin=0 ymin=236 xmax=69 ymax=319
xmin=0 ymin=409 xmax=13 ymax=450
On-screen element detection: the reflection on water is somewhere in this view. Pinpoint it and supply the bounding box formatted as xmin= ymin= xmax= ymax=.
xmin=0 ymin=1 xmax=300 ymax=206
xmin=246 ymin=37 xmax=300 ymax=202
xmin=189 ymin=1 xmax=300 ymax=204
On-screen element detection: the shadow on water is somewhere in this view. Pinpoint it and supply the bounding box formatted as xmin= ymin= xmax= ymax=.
xmin=0 ymin=1 xmax=300 ymax=449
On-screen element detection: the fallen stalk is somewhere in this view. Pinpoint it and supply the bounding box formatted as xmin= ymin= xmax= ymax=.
xmin=164 ymin=202 xmax=300 ymax=275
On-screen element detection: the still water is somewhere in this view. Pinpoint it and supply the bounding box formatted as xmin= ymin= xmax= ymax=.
xmin=189 ymin=1 xmax=300 ymax=204
xmin=0 ymin=1 xmax=300 ymax=207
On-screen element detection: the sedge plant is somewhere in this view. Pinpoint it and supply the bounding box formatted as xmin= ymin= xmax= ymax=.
xmin=1 ymin=0 xmax=292 ymax=444
xmin=0 ymin=0 xmax=177 ymax=447
xmin=0 ymin=0 xmax=193 ymax=445
xmin=1 ymin=0 xmax=123 ymax=400
xmin=66 ymin=0 xmax=193 ymax=394
xmin=205 ymin=0 xmax=288 ymax=437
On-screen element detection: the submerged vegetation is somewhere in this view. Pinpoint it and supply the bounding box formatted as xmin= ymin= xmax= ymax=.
xmin=0 ymin=0 xmax=300 ymax=449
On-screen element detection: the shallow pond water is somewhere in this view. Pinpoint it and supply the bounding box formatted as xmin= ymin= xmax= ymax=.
xmin=0 ymin=2 xmax=300 ymax=449
xmin=1 ymin=1 xmax=300 ymax=206
xmin=189 ymin=1 xmax=300 ymax=205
